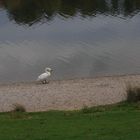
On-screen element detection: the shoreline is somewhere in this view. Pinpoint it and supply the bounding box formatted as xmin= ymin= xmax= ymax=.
xmin=0 ymin=74 xmax=140 ymax=112
xmin=0 ymin=73 xmax=140 ymax=85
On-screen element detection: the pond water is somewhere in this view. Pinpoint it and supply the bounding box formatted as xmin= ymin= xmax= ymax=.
xmin=0 ymin=0 xmax=140 ymax=82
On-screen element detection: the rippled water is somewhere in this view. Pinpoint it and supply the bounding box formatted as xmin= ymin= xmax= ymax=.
xmin=0 ymin=0 xmax=140 ymax=82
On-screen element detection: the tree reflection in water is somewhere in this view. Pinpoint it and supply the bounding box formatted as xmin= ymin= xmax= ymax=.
xmin=0 ymin=0 xmax=140 ymax=26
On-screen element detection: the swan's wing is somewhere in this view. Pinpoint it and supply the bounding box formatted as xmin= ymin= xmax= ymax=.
xmin=37 ymin=73 xmax=50 ymax=81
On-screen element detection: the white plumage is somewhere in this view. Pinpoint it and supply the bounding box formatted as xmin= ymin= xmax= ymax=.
xmin=37 ymin=67 xmax=52 ymax=84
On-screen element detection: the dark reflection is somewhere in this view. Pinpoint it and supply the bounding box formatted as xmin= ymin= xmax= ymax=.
xmin=0 ymin=0 xmax=140 ymax=26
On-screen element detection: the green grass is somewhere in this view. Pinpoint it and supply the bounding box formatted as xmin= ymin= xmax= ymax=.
xmin=0 ymin=102 xmax=140 ymax=140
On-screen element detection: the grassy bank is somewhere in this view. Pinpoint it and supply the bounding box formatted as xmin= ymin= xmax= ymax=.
xmin=0 ymin=102 xmax=140 ymax=140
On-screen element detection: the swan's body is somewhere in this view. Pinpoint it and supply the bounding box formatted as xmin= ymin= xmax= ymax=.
xmin=37 ymin=67 xmax=52 ymax=84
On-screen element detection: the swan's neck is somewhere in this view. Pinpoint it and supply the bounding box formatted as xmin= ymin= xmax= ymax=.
xmin=45 ymin=71 xmax=51 ymax=74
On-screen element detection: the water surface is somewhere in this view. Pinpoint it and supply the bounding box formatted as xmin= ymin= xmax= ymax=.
xmin=0 ymin=0 xmax=140 ymax=82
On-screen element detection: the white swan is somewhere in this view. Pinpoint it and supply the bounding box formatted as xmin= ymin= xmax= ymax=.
xmin=37 ymin=67 xmax=53 ymax=84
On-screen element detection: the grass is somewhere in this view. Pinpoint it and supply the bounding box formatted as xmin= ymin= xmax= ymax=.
xmin=0 ymin=102 xmax=140 ymax=140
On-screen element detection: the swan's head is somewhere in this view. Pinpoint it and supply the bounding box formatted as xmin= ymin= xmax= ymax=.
xmin=45 ymin=67 xmax=53 ymax=73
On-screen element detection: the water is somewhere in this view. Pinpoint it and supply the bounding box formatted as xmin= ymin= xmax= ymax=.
xmin=0 ymin=0 xmax=140 ymax=82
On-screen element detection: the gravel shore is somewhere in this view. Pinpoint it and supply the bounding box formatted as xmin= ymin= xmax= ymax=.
xmin=0 ymin=74 xmax=140 ymax=112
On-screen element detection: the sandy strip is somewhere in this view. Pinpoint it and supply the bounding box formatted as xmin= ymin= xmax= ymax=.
xmin=0 ymin=74 xmax=140 ymax=112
